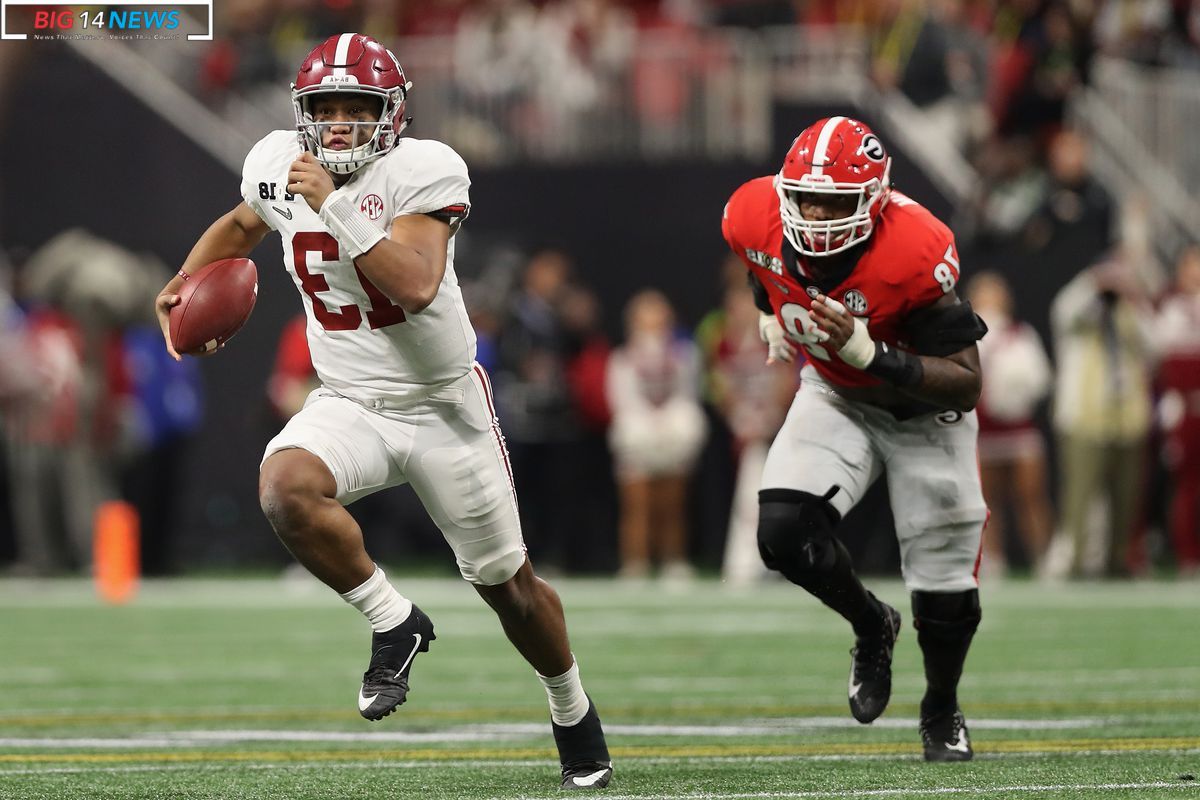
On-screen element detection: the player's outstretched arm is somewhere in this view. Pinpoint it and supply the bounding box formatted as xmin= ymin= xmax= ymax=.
xmin=811 ymin=292 xmax=983 ymax=411
xmin=155 ymin=202 xmax=270 ymax=361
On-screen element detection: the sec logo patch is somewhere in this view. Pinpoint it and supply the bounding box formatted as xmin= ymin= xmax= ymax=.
xmin=843 ymin=289 xmax=868 ymax=314
xmin=360 ymin=194 xmax=385 ymax=220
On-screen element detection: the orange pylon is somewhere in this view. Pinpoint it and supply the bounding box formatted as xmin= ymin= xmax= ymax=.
xmin=93 ymin=501 xmax=140 ymax=604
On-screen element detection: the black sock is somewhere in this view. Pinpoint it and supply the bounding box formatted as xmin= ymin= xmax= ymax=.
xmin=912 ymin=589 xmax=981 ymax=718
xmin=788 ymin=536 xmax=883 ymax=636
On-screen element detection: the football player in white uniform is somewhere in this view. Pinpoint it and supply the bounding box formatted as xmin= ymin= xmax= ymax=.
xmin=153 ymin=33 xmax=612 ymax=790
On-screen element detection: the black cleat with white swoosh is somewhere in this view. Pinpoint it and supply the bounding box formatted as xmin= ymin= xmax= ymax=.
xmin=920 ymin=707 xmax=973 ymax=762
xmin=358 ymin=604 xmax=435 ymax=721
xmin=553 ymin=698 xmax=613 ymax=790
xmin=848 ymin=599 xmax=902 ymax=724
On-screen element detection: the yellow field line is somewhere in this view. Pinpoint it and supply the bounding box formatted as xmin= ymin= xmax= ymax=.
xmin=1 ymin=698 xmax=1196 ymax=728
xmin=2 ymin=738 xmax=1198 ymax=765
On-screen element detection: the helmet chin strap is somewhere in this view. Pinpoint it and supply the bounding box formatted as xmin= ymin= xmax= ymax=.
xmin=317 ymin=142 xmax=376 ymax=174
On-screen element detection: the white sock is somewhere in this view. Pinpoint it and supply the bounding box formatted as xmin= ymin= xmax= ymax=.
xmin=339 ymin=565 xmax=412 ymax=632
xmin=537 ymin=658 xmax=590 ymax=727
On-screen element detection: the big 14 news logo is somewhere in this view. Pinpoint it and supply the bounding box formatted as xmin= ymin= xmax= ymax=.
xmin=33 ymin=8 xmax=182 ymax=32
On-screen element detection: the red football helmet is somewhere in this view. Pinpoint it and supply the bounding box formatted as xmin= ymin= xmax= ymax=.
xmin=292 ymin=33 xmax=413 ymax=175
xmin=775 ymin=116 xmax=892 ymax=256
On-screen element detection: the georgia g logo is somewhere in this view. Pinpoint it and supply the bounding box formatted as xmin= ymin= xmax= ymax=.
xmin=860 ymin=134 xmax=886 ymax=163
xmin=360 ymin=194 xmax=385 ymax=220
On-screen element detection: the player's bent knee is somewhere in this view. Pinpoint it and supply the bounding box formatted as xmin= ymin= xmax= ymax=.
xmin=912 ymin=589 xmax=981 ymax=644
xmin=258 ymin=448 xmax=336 ymax=532
xmin=466 ymin=546 xmax=526 ymax=587
xmin=756 ymin=488 xmax=842 ymax=578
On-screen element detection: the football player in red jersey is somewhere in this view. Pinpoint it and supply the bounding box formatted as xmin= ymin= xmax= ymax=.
xmin=721 ymin=116 xmax=988 ymax=761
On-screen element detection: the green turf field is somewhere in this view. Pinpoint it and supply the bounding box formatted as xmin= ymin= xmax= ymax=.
xmin=0 ymin=575 xmax=1197 ymax=799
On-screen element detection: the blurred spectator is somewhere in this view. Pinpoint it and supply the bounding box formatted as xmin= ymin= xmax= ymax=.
xmin=200 ymin=0 xmax=282 ymax=100
xmin=494 ymin=250 xmax=582 ymax=570
xmin=990 ymin=0 xmax=1092 ymax=141
xmin=5 ymin=231 xmax=163 ymax=575
xmin=453 ymin=0 xmax=542 ymax=154
xmin=1155 ymin=244 xmax=1200 ymax=577
xmin=1093 ymin=0 xmax=1172 ymax=64
xmin=119 ymin=326 xmax=204 ymax=576
xmin=267 ymin=315 xmax=319 ymax=420
xmin=534 ymin=0 xmax=636 ymax=156
xmin=3 ymin=306 xmax=95 ymax=574
xmin=1051 ymin=252 xmax=1156 ymax=578
xmin=631 ymin=9 xmax=706 ymax=155
xmin=607 ymin=289 xmax=706 ymax=581
xmin=1025 ymin=129 xmax=1114 ymax=260
xmin=1020 ymin=128 xmax=1116 ymax=333
xmin=695 ymin=278 xmax=794 ymax=586
xmin=960 ymin=134 xmax=1046 ymax=254
xmin=560 ymin=285 xmax=619 ymax=572
xmin=0 ymin=257 xmax=41 ymax=413
xmin=0 ymin=257 xmax=42 ymax=565
xmin=870 ymin=0 xmax=990 ymax=150
xmin=967 ymin=271 xmax=1053 ymax=578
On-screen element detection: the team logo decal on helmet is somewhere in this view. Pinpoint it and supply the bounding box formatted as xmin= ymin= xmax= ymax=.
xmin=292 ymin=32 xmax=413 ymax=175
xmin=775 ymin=116 xmax=893 ymax=257
xmin=860 ymin=134 xmax=886 ymax=162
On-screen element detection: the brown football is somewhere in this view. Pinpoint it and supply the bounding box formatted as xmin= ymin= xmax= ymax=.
xmin=169 ymin=258 xmax=258 ymax=355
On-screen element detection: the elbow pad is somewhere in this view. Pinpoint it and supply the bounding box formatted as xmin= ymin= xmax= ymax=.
xmin=905 ymin=299 xmax=989 ymax=357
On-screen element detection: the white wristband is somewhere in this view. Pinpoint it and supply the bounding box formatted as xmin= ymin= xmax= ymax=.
xmin=319 ymin=192 xmax=386 ymax=259
xmin=838 ymin=316 xmax=877 ymax=369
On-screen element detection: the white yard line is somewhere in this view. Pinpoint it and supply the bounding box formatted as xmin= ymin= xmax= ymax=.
xmin=516 ymin=784 xmax=1192 ymax=800
xmin=0 ymin=717 xmax=1111 ymax=749
xmin=3 ymin=755 xmax=1200 ymax=778
xmin=0 ymin=761 xmax=1193 ymax=799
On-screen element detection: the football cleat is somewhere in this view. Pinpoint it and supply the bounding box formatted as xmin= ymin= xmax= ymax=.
xmin=553 ymin=698 xmax=613 ymax=790
xmin=920 ymin=708 xmax=973 ymax=762
xmin=358 ymin=604 xmax=435 ymax=721
xmin=848 ymin=600 xmax=902 ymax=724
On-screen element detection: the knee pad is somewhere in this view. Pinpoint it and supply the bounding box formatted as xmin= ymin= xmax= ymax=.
xmin=465 ymin=545 xmax=526 ymax=586
xmin=756 ymin=488 xmax=842 ymax=578
xmin=912 ymin=589 xmax=981 ymax=644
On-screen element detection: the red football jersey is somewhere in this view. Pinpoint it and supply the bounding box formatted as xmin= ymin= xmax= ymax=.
xmin=722 ymin=176 xmax=960 ymax=388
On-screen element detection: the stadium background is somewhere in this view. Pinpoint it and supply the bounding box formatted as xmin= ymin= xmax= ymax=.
xmin=0 ymin=1 xmax=1195 ymax=579
xmin=2 ymin=4 xmax=1200 ymax=800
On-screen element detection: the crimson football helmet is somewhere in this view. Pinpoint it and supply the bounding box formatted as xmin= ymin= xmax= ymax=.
xmin=775 ymin=116 xmax=892 ymax=257
xmin=292 ymin=33 xmax=412 ymax=175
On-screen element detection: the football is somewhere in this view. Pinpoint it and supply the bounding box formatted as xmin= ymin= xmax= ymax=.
xmin=169 ymin=257 xmax=258 ymax=355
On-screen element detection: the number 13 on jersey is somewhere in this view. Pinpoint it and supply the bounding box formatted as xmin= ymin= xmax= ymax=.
xmin=292 ymin=232 xmax=406 ymax=332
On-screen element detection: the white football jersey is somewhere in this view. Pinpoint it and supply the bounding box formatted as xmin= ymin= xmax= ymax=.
xmin=240 ymin=131 xmax=477 ymax=398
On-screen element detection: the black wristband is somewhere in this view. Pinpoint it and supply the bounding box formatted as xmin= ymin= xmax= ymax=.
xmin=866 ymin=341 xmax=924 ymax=388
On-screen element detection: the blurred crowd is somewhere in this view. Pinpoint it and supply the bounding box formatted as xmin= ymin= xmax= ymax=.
xmin=4 ymin=0 xmax=1200 ymax=582
xmin=197 ymin=0 xmax=1200 ymax=118
xmin=0 ymin=233 xmax=203 ymax=577
xmin=188 ymin=1 xmax=1200 ymax=164
xmin=2 ymin=218 xmax=1200 ymax=582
